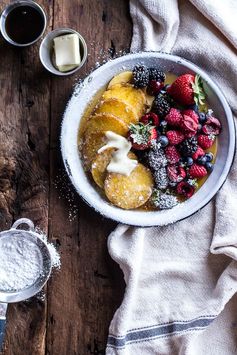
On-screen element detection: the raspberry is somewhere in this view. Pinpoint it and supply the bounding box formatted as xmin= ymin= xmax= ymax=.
xmin=202 ymin=116 xmax=221 ymax=135
xmin=167 ymin=165 xmax=186 ymax=183
xmin=165 ymin=108 xmax=182 ymax=126
xmin=166 ymin=130 xmax=185 ymax=145
xmin=165 ymin=146 xmax=181 ymax=164
xmin=181 ymin=114 xmax=198 ymax=137
xmin=182 ymin=109 xmax=199 ymax=123
xmin=132 ymin=65 xmax=149 ymax=88
xmin=192 ymin=146 xmax=205 ymax=160
xmin=176 ymin=181 xmax=195 ymax=198
xmin=197 ymin=134 xmax=215 ymax=149
xmin=189 ymin=163 xmax=207 ymax=178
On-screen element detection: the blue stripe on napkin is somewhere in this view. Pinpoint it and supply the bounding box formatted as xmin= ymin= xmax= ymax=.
xmin=107 ymin=315 xmax=216 ymax=348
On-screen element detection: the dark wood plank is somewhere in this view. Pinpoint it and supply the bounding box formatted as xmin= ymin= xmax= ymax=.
xmin=0 ymin=1 xmax=53 ymax=354
xmin=46 ymin=1 xmax=132 ymax=354
xmin=0 ymin=0 xmax=132 ymax=354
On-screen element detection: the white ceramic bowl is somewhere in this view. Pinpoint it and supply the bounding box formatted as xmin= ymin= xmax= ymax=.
xmin=61 ymin=52 xmax=235 ymax=226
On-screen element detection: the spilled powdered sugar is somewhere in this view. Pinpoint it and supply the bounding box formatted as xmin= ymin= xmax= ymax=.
xmin=35 ymin=227 xmax=61 ymax=270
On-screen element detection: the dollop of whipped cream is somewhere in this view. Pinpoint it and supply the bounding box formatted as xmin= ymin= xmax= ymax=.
xmin=98 ymin=131 xmax=138 ymax=176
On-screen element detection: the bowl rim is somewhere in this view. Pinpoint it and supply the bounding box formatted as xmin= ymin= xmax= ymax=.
xmin=39 ymin=27 xmax=88 ymax=76
xmin=61 ymin=51 xmax=236 ymax=226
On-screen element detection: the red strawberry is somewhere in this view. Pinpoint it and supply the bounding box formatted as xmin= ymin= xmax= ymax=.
xmin=167 ymin=74 xmax=206 ymax=106
xmin=181 ymin=114 xmax=198 ymax=137
xmin=202 ymin=116 xmax=221 ymax=135
xmin=165 ymin=108 xmax=182 ymax=127
xmin=182 ymin=109 xmax=199 ymax=124
xmin=140 ymin=112 xmax=159 ymax=126
xmin=165 ymin=146 xmax=181 ymax=164
xmin=189 ymin=163 xmax=207 ymax=178
xmin=167 ymin=165 xmax=186 ymax=183
xmin=128 ymin=123 xmax=158 ymax=150
xmin=197 ymin=134 xmax=215 ymax=149
xmin=192 ymin=146 xmax=205 ymax=160
xmin=166 ymin=130 xmax=185 ymax=145
xmin=176 ymin=181 xmax=195 ymax=198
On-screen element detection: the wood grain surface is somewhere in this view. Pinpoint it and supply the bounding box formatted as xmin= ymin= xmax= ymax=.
xmin=0 ymin=1 xmax=132 ymax=354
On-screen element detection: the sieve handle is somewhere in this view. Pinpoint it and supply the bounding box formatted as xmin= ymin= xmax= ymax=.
xmin=0 ymin=318 xmax=6 ymax=351
xmin=0 ymin=303 xmax=7 ymax=351
xmin=11 ymin=218 xmax=34 ymax=232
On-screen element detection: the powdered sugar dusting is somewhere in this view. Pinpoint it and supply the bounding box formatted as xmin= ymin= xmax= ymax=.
xmin=54 ymin=170 xmax=79 ymax=222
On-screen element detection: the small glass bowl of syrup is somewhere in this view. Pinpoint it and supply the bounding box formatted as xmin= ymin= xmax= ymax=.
xmin=0 ymin=0 xmax=47 ymax=47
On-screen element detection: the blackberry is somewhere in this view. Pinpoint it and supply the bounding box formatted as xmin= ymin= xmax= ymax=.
xmin=149 ymin=68 xmax=166 ymax=82
xmin=147 ymin=145 xmax=167 ymax=170
xmin=132 ymin=65 xmax=149 ymax=88
xmin=179 ymin=137 xmax=198 ymax=157
xmin=153 ymin=167 xmax=169 ymax=190
xmin=152 ymin=190 xmax=178 ymax=209
xmin=152 ymin=92 xmax=171 ymax=117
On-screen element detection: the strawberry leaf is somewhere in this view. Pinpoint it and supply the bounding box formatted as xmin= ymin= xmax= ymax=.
xmin=192 ymin=74 xmax=206 ymax=106
xmin=129 ymin=123 xmax=153 ymax=145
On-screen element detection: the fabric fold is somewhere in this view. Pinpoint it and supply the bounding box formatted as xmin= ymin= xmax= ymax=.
xmin=107 ymin=0 xmax=237 ymax=354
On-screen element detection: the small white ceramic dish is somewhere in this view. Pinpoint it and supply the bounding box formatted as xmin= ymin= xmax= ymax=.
xmin=39 ymin=28 xmax=87 ymax=76
xmin=61 ymin=52 xmax=235 ymax=226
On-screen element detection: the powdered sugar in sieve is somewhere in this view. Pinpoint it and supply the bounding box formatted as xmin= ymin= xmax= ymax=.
xmin=0 ymin=233 xmax=44 ymax=292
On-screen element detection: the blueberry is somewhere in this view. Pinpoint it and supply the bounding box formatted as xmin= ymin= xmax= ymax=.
xmin=180 ymin=156 xmax=193 ymax=167
xmin=197 ymin=155 xmax=207 ymax=165
xmin=198 ymin=112 xmax=207 ymax=124
xmin=185 ymin=157 xmax=193 ymax=166
xmin=159 ymin=120 xmax=168 ymax=134
xmin=205 ymin=162 xmax=214 ymax=172
xmin=197 ymin=124 xmax=202 ymax=132
xmin=158 ymin=135 xmax=169 ymax=147
xmin=163 ymin=84 xmax=171 ymax=91
xmin=205 ymin=152 xmax=213 ymax=162
xmin=188 ymin=103 xmax=199 ymax=113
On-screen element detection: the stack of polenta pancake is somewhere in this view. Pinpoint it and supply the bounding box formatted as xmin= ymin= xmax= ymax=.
xmin=80 ymin=71 xmax=154 ymax=210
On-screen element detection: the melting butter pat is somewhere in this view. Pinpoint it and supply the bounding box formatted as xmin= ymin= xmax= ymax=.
xmin=53 ymin=33 xmax=81 ymax=72
xmin=98 ymin=131 xmax=138 ymax=176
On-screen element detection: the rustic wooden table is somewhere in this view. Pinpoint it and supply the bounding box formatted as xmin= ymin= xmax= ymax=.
xmin=0 ymin=1 xmax=132 ymax=354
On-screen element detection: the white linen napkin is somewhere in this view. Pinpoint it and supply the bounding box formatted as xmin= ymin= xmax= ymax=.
xmin=106 ymin=0 xmax=237 ymax=354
